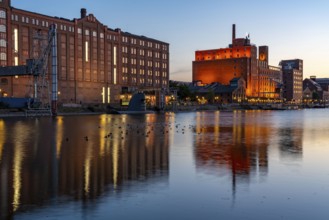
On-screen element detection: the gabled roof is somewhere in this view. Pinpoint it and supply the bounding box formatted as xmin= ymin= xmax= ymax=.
xmin=305 ymin=78 xmax=322 ymax=91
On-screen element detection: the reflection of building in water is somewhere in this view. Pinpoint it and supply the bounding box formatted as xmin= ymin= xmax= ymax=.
xmin=194 ymin=111 xmax=270 ymax=190
xmin=0 ymin=115 xmax=169 ymax=219
xmin=278 ymin=127 xmax=303 ymax=158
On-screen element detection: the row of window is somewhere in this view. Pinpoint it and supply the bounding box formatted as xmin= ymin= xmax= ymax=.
xmin=121 ymin=57 xmax=168 ymax=68
xmin=122 ymin=36 xmax=168 ymax=50
xmin=121 ymin=77 xmax=167 ymax=85
xmin=122 ymin=68 xmax=166 ymax=77
xmin=11 ymin=14 xmax=52 ymax=28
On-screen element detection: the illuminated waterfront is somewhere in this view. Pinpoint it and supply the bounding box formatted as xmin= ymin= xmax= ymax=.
xmin=1 ymin=109 xmax=329 ymax=219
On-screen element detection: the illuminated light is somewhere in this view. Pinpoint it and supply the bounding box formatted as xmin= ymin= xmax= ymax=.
xmin=14 ymin=56 xmax=18 ymax=66
xmin=14 ymin=28 xmax=18 ymax=52
xmin=15 ymin=75 xmax=18 ymax=78
xmin=102 ymin=87 xmax=105 ymax=104
xmin=113 ymin=68 xmax=117 ymax=85
xmin=113 ymin=46 xmax=117 ymax=65
xmin=85 ymin=41 xmax=89 ymax=62
xmin=107 ymin=87 xmax=110 ymax=103
xmin=58 ymin=91 xmax=61 ymax=95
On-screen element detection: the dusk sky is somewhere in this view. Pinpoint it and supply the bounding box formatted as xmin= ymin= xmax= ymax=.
xmin=12 ymin=0 xmax=329 ymax=81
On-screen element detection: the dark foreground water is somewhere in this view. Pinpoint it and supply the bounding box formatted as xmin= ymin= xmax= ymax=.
xmin=1 ymin=109 xmax=329 ymax=220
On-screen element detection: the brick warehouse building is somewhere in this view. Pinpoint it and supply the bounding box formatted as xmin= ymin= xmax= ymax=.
xmin=192 ymin=24 xmax=281 ymax=100
xmin=0 ymin=0 xmax=169 ymax=105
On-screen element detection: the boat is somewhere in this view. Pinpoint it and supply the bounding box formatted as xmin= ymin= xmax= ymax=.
xmin=107 ymin=92 xmax=155 ymax=114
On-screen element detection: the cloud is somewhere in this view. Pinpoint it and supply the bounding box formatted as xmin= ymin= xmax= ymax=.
xmin=170 ymin=67 xmax=192 ymax=81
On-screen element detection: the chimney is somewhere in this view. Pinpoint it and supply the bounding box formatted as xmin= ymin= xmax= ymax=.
xmin=81 ymin=8 xmax=87 ymax=18
xmin=232 ymin=24 xmax=236 ymax=44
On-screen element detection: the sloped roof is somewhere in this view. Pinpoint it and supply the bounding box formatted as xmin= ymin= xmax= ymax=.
xmin=306 ymin=79 xmax=322 ymax=91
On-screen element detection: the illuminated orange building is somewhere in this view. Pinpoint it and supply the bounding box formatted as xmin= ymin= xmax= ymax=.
xmin=193 ymin=24 xmax=281 ymax=100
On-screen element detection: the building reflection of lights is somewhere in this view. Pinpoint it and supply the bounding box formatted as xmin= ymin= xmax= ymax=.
xmin=13 ymin=146 xmax=23 ymax=212
xmin=196 ymin=111 xmax=201 ymax=133
xmin=214 ymin=111 xmax=220 ymax=144
xmin=112 ymin=141 xmax=119 ymax=190
xmin=0 ymin=120 xmax=5 ymax=162
xmin=56 ymin=116 xmax=64 ymax=159
xmin=99 ymin=115 xmax=107 ymax=157
xmin=12 ymin=122 xmax=28 ymax=212
xmin=84 ymin=142 xmax=92 ymax=195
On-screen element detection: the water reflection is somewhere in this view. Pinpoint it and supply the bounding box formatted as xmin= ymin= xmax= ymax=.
xmin=194 ymin=111 xmax=303 ymax=191
xmin=2 ymin=110 xmax=327 ymax=219
xmin=0 ymin=114 xmax=170 ymax=219
xmin=0 ymin=119 xmax=5 ymax=163
xmin=278 ymin=128 xmax=303 ymax=158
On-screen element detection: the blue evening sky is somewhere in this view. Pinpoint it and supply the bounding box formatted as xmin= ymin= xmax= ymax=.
xmin=12 ymin=0 xmax=329 ymax=81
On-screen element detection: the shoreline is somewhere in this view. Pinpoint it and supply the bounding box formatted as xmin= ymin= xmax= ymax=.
xmin=0 ymin=104 xmax=328 ymax=118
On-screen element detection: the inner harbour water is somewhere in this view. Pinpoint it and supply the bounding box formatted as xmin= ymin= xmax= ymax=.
xmin=0 ymin=109 xmax=329 ymax=219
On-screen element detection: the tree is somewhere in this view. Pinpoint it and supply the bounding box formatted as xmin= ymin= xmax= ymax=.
xmin=312 ymin=92 xmax=320 ymax=101
xmin=177 ymin=85 xmax=192 ymax=101
xmin=206 ymin=89 xmax=215 ymax=104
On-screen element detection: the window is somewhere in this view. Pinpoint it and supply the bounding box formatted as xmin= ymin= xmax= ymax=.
xmin=0 ymin=39 xmax=6 ymax=47
xmin=0 ymin=25 xmax=6 ymax=33
xmin=0 ymin=53 xmax=6 ymax=61
xmin=0 ymin=10 xmax=6 ymax=19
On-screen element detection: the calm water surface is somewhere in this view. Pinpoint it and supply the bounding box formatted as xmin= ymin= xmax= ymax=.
xmin=0 ymin=109 xmax=329 ymax=219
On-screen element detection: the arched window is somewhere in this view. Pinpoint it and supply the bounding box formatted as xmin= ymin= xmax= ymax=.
xmin=0 ymin=39 xmax=6 ymax=47
xmin=0 ymin=10 xmax=6 ymax=19
xmin=0 ymin=25 xmax=6 ymax=33
xmin=0 ymin=52 xmax=6 ymax=61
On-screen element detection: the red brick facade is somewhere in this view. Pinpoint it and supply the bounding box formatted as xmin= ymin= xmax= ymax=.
xmin=0 ymin=0 xmax=169 ymax=104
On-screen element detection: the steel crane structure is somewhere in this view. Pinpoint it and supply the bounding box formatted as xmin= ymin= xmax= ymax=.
xmin=0 ymin=24 xmax=58 ymax=116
